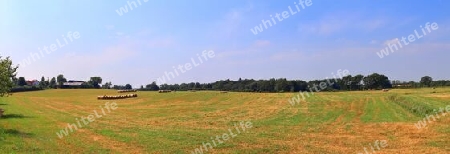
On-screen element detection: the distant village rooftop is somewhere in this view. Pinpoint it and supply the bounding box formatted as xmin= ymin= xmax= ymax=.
xmin=63 ymin=80 xmax=86 ymax=86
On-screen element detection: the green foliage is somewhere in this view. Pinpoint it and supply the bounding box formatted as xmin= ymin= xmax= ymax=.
xmin=102 ymin=82 xmax=112 ymax=89
xmin=89 ymin=77 xmax=103 ymax=88
xmin=363 ymin=73 xmax=392 ymax=90
xmin=17 ymin=77 xmax=27 ymax=86
xmin=0 ymin=56 xmax=18 ymax=97
xmin=49 ymin=77 xmax=57 ymax=89
xmin=420 ymin=76 xmax=433 ymax=87
xmin=125 ymin=84 xmax=132 ymax=90
xmin=10 ymin=86 xmax=43 ymax=93
xmin=38 ymin=76 xmax=49 ymax=88
xmin=56 ymin=74 xmax=67 ymax=88
xmin=143 ymin=82 xmax=159 ymax=91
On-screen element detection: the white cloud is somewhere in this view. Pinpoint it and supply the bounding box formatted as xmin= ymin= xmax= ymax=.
xmin=253 ymin=40 xmax=271 ymax=47
xmin=401 ymin=42 xmax=450 ymax=54
xmin=298 ymin=12 xmax=388 ymax=35
xmin=216 ymin=40 xmax=269 ymax=59
xmin=271 ymin=51 xmax=305 ymax=61
xmin=383 ymin=38 xmax=399 ymax=46
xmin=116 ymin=32 xmax=124 ymax=36
xmin=335 ymin=38 xmax=358 ymax=45
xmin=210 ymin=3 xmax=253 ymax=39
xmin=0 ymin=50 xmax=13 ymax=57
xmin=145 ymin=37 xmax=175 ymax=48
xmin=52 ymin=38 xmax=158 ymax=80
xmin=214 ymin=10 xmax=243 ymax=38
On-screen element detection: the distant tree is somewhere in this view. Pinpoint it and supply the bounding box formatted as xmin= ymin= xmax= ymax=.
xmin=187 ymin=82 xmax=195 ymax=90
xmin=89 ymin=77 xmax=103 ymax=88
xmin=0 ymin=56 xmax=18 ymax=96
xmin=39 ymin=76 xmax=47 ymax=88
xmin=145 ymin=82 xmax=160 ymax=91
xmin=125 ymin=84 xmax=132 ymax=90
xmin=160 ymin=84 xmax=169 ymax=90
xmin=0 ymin=56 xmax=18 ymax=116
xmin=11 ymin=77 xmax=18 ymax=86
xmin=342 ymin=75 xmax=352 ymax=90
xmin=363 ymin=73 xmax=392 ymax=90
xmin=353 ymin=75 xmax=364 ymax=83
xmin=195 ymin=82 xmax=201 ymax=89
xmin=18 ymin=77 xmax=27 ymax=86
xmin=49 ymin=77 xmax=57 ymax=89
xmin=420 ymin=76 xmax=433 ymax=87
xmin=350 ymin=75 xmax=364 ymax=90
xmin=113 ymin=85 xmax=125 ymax=90
xmin=102 ymin=81 xmax=112 ymax=89
xmin=275 ymin=78 xmax=290 ymax=92
xmin=56 ymin=74 xmax=67 ymax=88
xmin=44 ymin=78 xmax=50 ymax=88
xmin=127 ymin=73 xmax=450 ymax=92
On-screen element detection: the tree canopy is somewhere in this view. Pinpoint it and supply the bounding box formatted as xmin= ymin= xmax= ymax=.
xmin=420 ymin=76 xmax=433 ymax=87
xmin=0 ymin=56 xmax=18 ymax=97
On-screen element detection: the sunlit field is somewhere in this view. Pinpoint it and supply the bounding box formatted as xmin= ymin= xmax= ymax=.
xmin=1 ymin=88 xmax=449 ymax=153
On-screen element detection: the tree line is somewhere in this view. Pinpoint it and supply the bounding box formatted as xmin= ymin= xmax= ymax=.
xmin=10 ymin=73 xmax=450 ymax=93
xmin=11 ymin=74 xmax=114 ymax=92
xmin=142 ymin=74 xmax=450 ymax=92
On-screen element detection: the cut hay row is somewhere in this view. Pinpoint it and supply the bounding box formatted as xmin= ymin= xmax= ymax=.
xmin=118 ymin=89 xmax=137 ymax=93
xmin=98 ymin=94 xmax=138 ymax=100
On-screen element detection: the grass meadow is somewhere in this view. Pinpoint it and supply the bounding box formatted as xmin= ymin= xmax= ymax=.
xmin=1 ymin=88 xmax=449 ymax=153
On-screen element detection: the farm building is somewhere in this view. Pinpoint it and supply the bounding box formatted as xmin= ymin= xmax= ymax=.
xmin=26 ymin=80 xmax=40 ymax=86
xmin=63 ymin=80 xmax=86 ymax=88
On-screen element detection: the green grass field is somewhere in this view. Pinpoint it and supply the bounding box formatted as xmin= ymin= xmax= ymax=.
xmin=1 ymin=88 xmax=449 ymax=153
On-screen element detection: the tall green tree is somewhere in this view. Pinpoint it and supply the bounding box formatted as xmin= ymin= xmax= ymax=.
xmin=342 ymin=75 xmax=352 ymax=90
xmin=18 ymin=77 xmax=27 ymax=86
xmin=56 ymin=74 xmax=67 ymax=88
xmin=89 ymin=77 xmax=103 ymax=88
xmin=102 ymin=81 xmax=112 ymax=89
xmin=39 ymin=76 xmax=47 ymax=88
xmin=275 ymin=78 xmax=290 ymax=92
xmin=0 ymin=56 xmax=18 ymax=97
xmin=420 ymin=76 xmax=433 ymax=87
xmin=49 ymin=77 xmax=57 ymax=89
xmin=145 ymin=82 xmax=160 ymax=91
xmin=351 ymin=75 xmax=364 ymax=90
xmin=363 ymin=73 xmax=392 ymax=89
xmin=125 ymin=84 xmax=133 ymax=90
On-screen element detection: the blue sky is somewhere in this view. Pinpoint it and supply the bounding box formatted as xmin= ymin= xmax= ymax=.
xmin=1 ymin=0 xmax=449 ymax=87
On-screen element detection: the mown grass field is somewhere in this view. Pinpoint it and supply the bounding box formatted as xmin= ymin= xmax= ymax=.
xmin=1 ymin=88 xmax=449 ymax=153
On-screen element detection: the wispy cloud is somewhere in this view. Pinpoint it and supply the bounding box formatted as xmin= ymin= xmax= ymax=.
xmin=210 ymin=3 xmax=254 ymax=39
xmin=105 ymin=25 xmax=115 ymax=30
xmin=271 ymin=50 xmax=305 ymax=61
xmin=58 ymin=41 xmax=138 ymax=70
xmin=145 ymin=37 xmax=175 ymax=48
xmin=217 ymin=40 xmax=270 ymax=58
xmin=253 ymin=40 xmax=271 ymax=47
xmin=383 ymin=38 xmax=399 ymax=46
xmin=213 ymin=10 xmax=244 ymax=39
xmin=116 ymin=32 xmax=124 ymax=36
xmin=370 ymin=40 xmax=378 ymax=44
xmin=298 ymin=12 xmax=388 ymax=35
